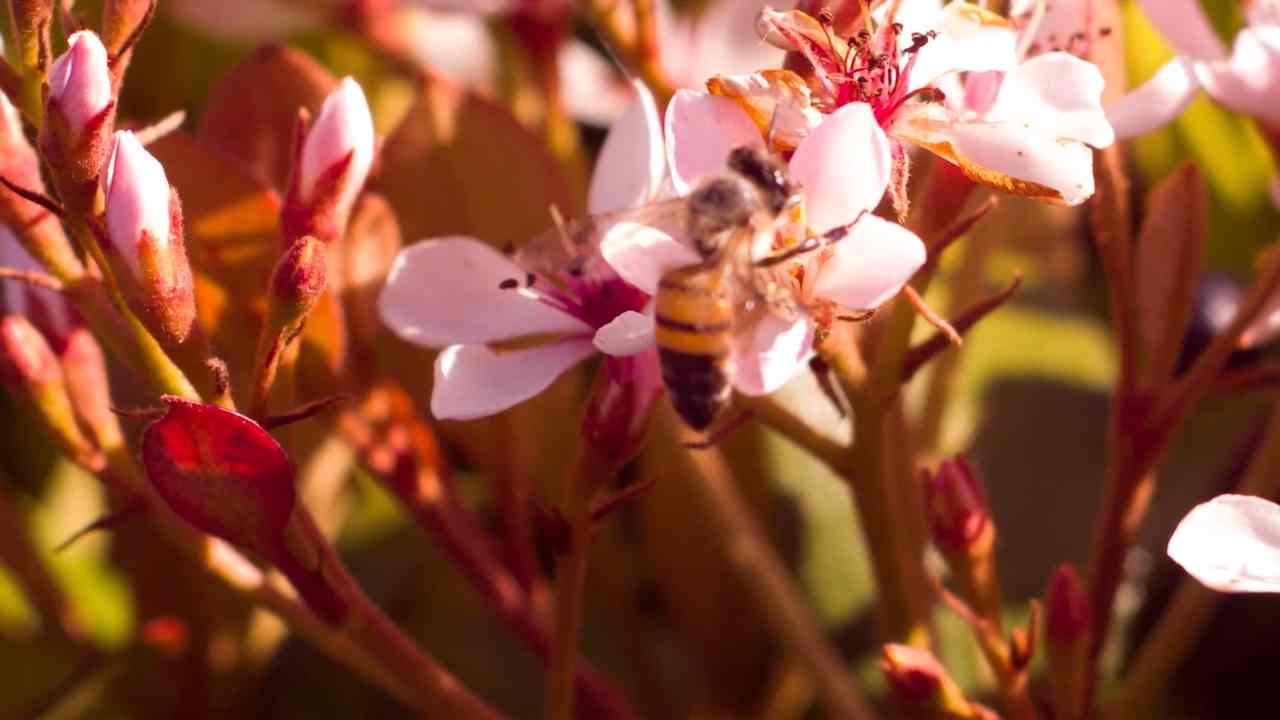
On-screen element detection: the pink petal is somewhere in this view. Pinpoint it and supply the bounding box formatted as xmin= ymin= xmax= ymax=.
xmin=732 ymin=314 xmax=813 ymax=396
xmin=1168 ymin=494 xmax=1280 ymax=593
xmin=941 ymin=120 xmax=1098 ymax=205
xmin=810 ymin=216 xmax=926 ymax=310
xmin=599 ymin=221 xmax=701 ymax=295
xmin=103 ymin=131 xmax=173 ymax=280
xmin=559 ymin=40 xmax=630 ymax=126
xmin=664 ymin=89 xmax=761 ymax=195
xmin=905 ymin=1 xmax=1019 ymax=92
xmin=47 ymin=31 xmax=112 ymax=134
xmin=987 ymin=53 xmax=1114 ymax=148
xmin=1135 ymin=0 xmax=1228 ymax=61
xmin=788 ymin=103 xmax=891 ymax=232
xmin=299 ymin=77 xmax=375 ymax=213
xmin=431 ymin=341 xmax=596 ymax=420
xmin=588 ymin=80 xmax=665 ymax=214
xmin=1105 ymin=57 xmax=1201 ymax=139
xmin=1197 ymin=27 xmax=1280 ymax=126
xmin=379 ymin=237 xmax=591 ymax=347
xmin=593 ymin=310 xmax=655 ymax=356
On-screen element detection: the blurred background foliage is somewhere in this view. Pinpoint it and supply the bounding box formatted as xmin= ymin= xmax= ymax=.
xmin=1 ymin=0 xmax=1278 ymax=718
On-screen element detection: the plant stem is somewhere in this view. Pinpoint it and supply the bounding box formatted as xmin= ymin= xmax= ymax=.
xmin=665 ymin=409 xmax=877 ymax=720
xmin=545 ymin=444 xmax=609 ymax=720
xmin=741 ymin=394 xmax=850 ymax=473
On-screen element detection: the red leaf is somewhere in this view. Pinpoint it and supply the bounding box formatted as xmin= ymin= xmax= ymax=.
xmin=141 ymin=396 xmax=296 ymax=556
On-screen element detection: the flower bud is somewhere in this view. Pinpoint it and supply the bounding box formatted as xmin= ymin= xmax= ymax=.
xmin=0 ymin=315 xmax=100 ymax=468
xmin=42 ymin=31 xmax=115 ymax=190
xmin=1045 ymin=564 xmax=1089 ymax=647
xmin=46 ymin=31 xmax=113 ymax=139
xmin=0 ymin=91 xmax=83 ymax=280
xmin=1045 ymin=563 xmax=1090 ymax=720
xmin=100 ymin=130 xmax=196 ymax=345
xmin=880 ymin=644 xmax=981 ymax=718
xmin=923 ymin=456 xmax=992 ymax=556
xmin=283 ymin=77 xmax=374 ymax=245
xmin=270 ymin=235 xmax=328 ymax=326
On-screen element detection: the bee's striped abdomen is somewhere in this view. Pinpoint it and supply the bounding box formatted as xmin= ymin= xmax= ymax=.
xmin=655 ymin=265 xmax=735 ymax=430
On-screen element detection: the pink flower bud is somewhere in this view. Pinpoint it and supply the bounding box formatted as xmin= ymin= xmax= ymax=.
xmin=47 ymin=31 xmax=113 ymax=136
xmin=285 ymin=77 xmax=374 ymax=244
xmin=923 ymin=456 xmax=992 ymax=556
xmin=0 ymin=314 xmax=61 ymax=391
xmin=880 ymin=644 xmax=945 ymax=703
xmin=104 ymin=131 xmax=170 ymax=275
xmin=101 ymin=130 xmax=196 ymax=345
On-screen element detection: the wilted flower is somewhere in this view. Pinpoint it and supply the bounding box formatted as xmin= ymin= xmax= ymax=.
xmin=100 ymin=130 xmax=196 ymax=346
xmin=1108 ymin=0 xmax=1280 ymax=137
xmin=1167 ymin=493 xmax=1280 ymax=593
xmin=284 ymin=77 xmax=376 ymax=244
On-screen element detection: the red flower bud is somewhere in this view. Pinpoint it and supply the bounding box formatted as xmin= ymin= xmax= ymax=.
xmin=881 ymin=643 xmax=945 ymax=703
xmin=1046 ymin=563 xmax=1090 ymax=646
xmin=100 ymin=131 xmax=196 ymax=345
xmin=923 ymin=456 xmax=992 ymax=555
xmin=270 ymin=235 xmax=328 ymax=324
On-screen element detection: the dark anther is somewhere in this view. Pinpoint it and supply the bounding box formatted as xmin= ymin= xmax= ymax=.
xmin=499 ymin=278 xmax=519 ymax=289
xmin=891 ymin=22 xmax=903 ymax=33
xmin=817 ymin=7 xmax=833 ymax=24
xmin=1099 ymin=26 xmax=1113 ymax=37
xmin=525 ymin=272 xmax=536 ymax=286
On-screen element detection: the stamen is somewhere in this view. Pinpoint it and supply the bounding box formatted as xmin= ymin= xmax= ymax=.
xmin=498 ymin=278 xmax=519 ymax=290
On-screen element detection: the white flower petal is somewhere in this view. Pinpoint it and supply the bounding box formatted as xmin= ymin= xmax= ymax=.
xmin=733 ymin=314 xmax=813 ymax=396
xmin=986 ymin=52 xmax=1114 ymax=148
xmin=1135 ymin=0 xmax=1228 ymax=61
xmin=593 ymin=310 xmax=655 ymax=356
xmin=599 ymin=221 xmax=702 ymax=295
xmin=664 ymin=89 xmax=762 ymax=195
xmin=941 ymin=121 xmax=1097 ymax=205
xmin=1168 ymin=494 xmax=1280 ymax=593
xmin=907 ymin=1 xmax=1019 ymax=91
xmin=1105 ymin=57 xmax=1202 ymax=139
xmin=811 ymin=216 xmax=926 ymax=310
xmin=379 ymin=237 xmax=591 ymax=347
xmin=788 ymin=103 xmax=891 ymax=232
xmin=431 ymin=341 xmax=595 ymax=420
xmin=588 ymin=80 xmax=665 ymax=214
xmin=1196 ymin=27 xmax=1280 ymax=126
xmin=404 ymin=9 xmax=499 ymax=94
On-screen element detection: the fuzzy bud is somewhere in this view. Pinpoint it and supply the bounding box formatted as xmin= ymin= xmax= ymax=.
xmin=923 ymin=456 xmax=992 ymax=556
xmin=283 ymin=77 xmax=374 ymax=245
xmin=42 ymin=31 xmax=115 ymax=192
xmin=0 ymin=315 xmax=100 ymax=468
xmin=0 ymin=91 xmax=83 ymax=279
xmin=100 ymin=131 xmax=196 ymax=346
xmin=1046 ymin=564 xmax=1089 ymax=647
xmin=46 ymin=31 xmax=112 ymax=138
xmin=270 ymin=235 xmax=328 ymax=326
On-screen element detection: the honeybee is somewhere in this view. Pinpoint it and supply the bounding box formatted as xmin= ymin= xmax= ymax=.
xmin=517 ymin=145 xmax=853 ymax=431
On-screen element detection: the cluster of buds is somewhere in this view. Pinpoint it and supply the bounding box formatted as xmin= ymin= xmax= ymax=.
xmin=281 ymin=77 xmax=375 ymax=246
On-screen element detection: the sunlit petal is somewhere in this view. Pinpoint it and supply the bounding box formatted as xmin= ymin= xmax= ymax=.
xmin=431 ymin=341 xmax=596 ymax=420
xmin=1196 ymin=27 xmax=1280 ymax=126
xmin=986 ymin=52 xmax=1114 ymax=148
xmin=733 ymin=314 xmax=813 ymax=396
xmin=600 ymin=221 xmax=702 ymax=295
xmin=1135 ymin=0 xmax=1228 ymax=61
xmin=593 ymin=310 xmax=656 ymax=356
xmin=380 ymin=237 xmax=591 ymax=347
xmin=1168 ymin=494 xmax=1280 ymax=593
xmin=1105 ymin=57 xmax=1201 ymax=138
xmin=811 ymin=216 xmax=926 ymax=310
xmin=664 ymin=89 xmax=762 ymax=194
xmin=789 ymin=103 xmax=891 ymax=232
xmin=588 ymin=81 xmax=666 ymax=213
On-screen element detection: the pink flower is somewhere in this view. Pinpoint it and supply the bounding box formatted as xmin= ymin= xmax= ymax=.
xmin=1108 ymin=0 xmax=1280 ymax=135
xmin=379 ymin=83 xmax=663 ymax=421
xmin=742 ymin=2 xmax=1113 ymax=205
xmin=297 ymin=77 xmax=375 ymax=220
xmin=1168 ymin=494 xmax=1280 ymax=593
xmin=47 ymin=31 xmax=113 ymax=135
xmin=621 ymin=94 xmax=925 ymax=395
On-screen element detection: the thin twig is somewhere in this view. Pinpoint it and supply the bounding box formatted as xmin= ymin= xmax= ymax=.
xmin=0 ymin=266 xmax=65 ymax=291
xmin=901 ymin=274 xmax=1023 ymax=382
xmin=0 ymin=175 xmax=64 ymax=217
xmin=739 ymin=394 xmax=849 ymax=473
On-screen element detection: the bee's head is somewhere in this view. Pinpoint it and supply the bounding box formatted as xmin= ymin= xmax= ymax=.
xmin=726 ymin=145 xmax=797 ymax=215
xmin=688 ymin=175 xmax=757 ymax=257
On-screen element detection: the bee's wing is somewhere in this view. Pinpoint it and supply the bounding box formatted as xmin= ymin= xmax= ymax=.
xmin=515 ymin=198 xmax=694 ymax=276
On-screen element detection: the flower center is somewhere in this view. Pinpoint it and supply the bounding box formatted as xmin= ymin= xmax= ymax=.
xmin=499 ymin=257 xmax=649 ymax=333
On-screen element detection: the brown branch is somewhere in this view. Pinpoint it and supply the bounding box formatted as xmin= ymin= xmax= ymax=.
xmin=901 ymin=274 xmax=1023 ymax=382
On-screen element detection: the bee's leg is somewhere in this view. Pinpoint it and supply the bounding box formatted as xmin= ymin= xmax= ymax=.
xmin=683 ymin=408 xmax=756 ymax=450
xmin=809 ymin=356 xmax=849 ymax=419
xmin=754 ymin=210 xmax=869 ymax=268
